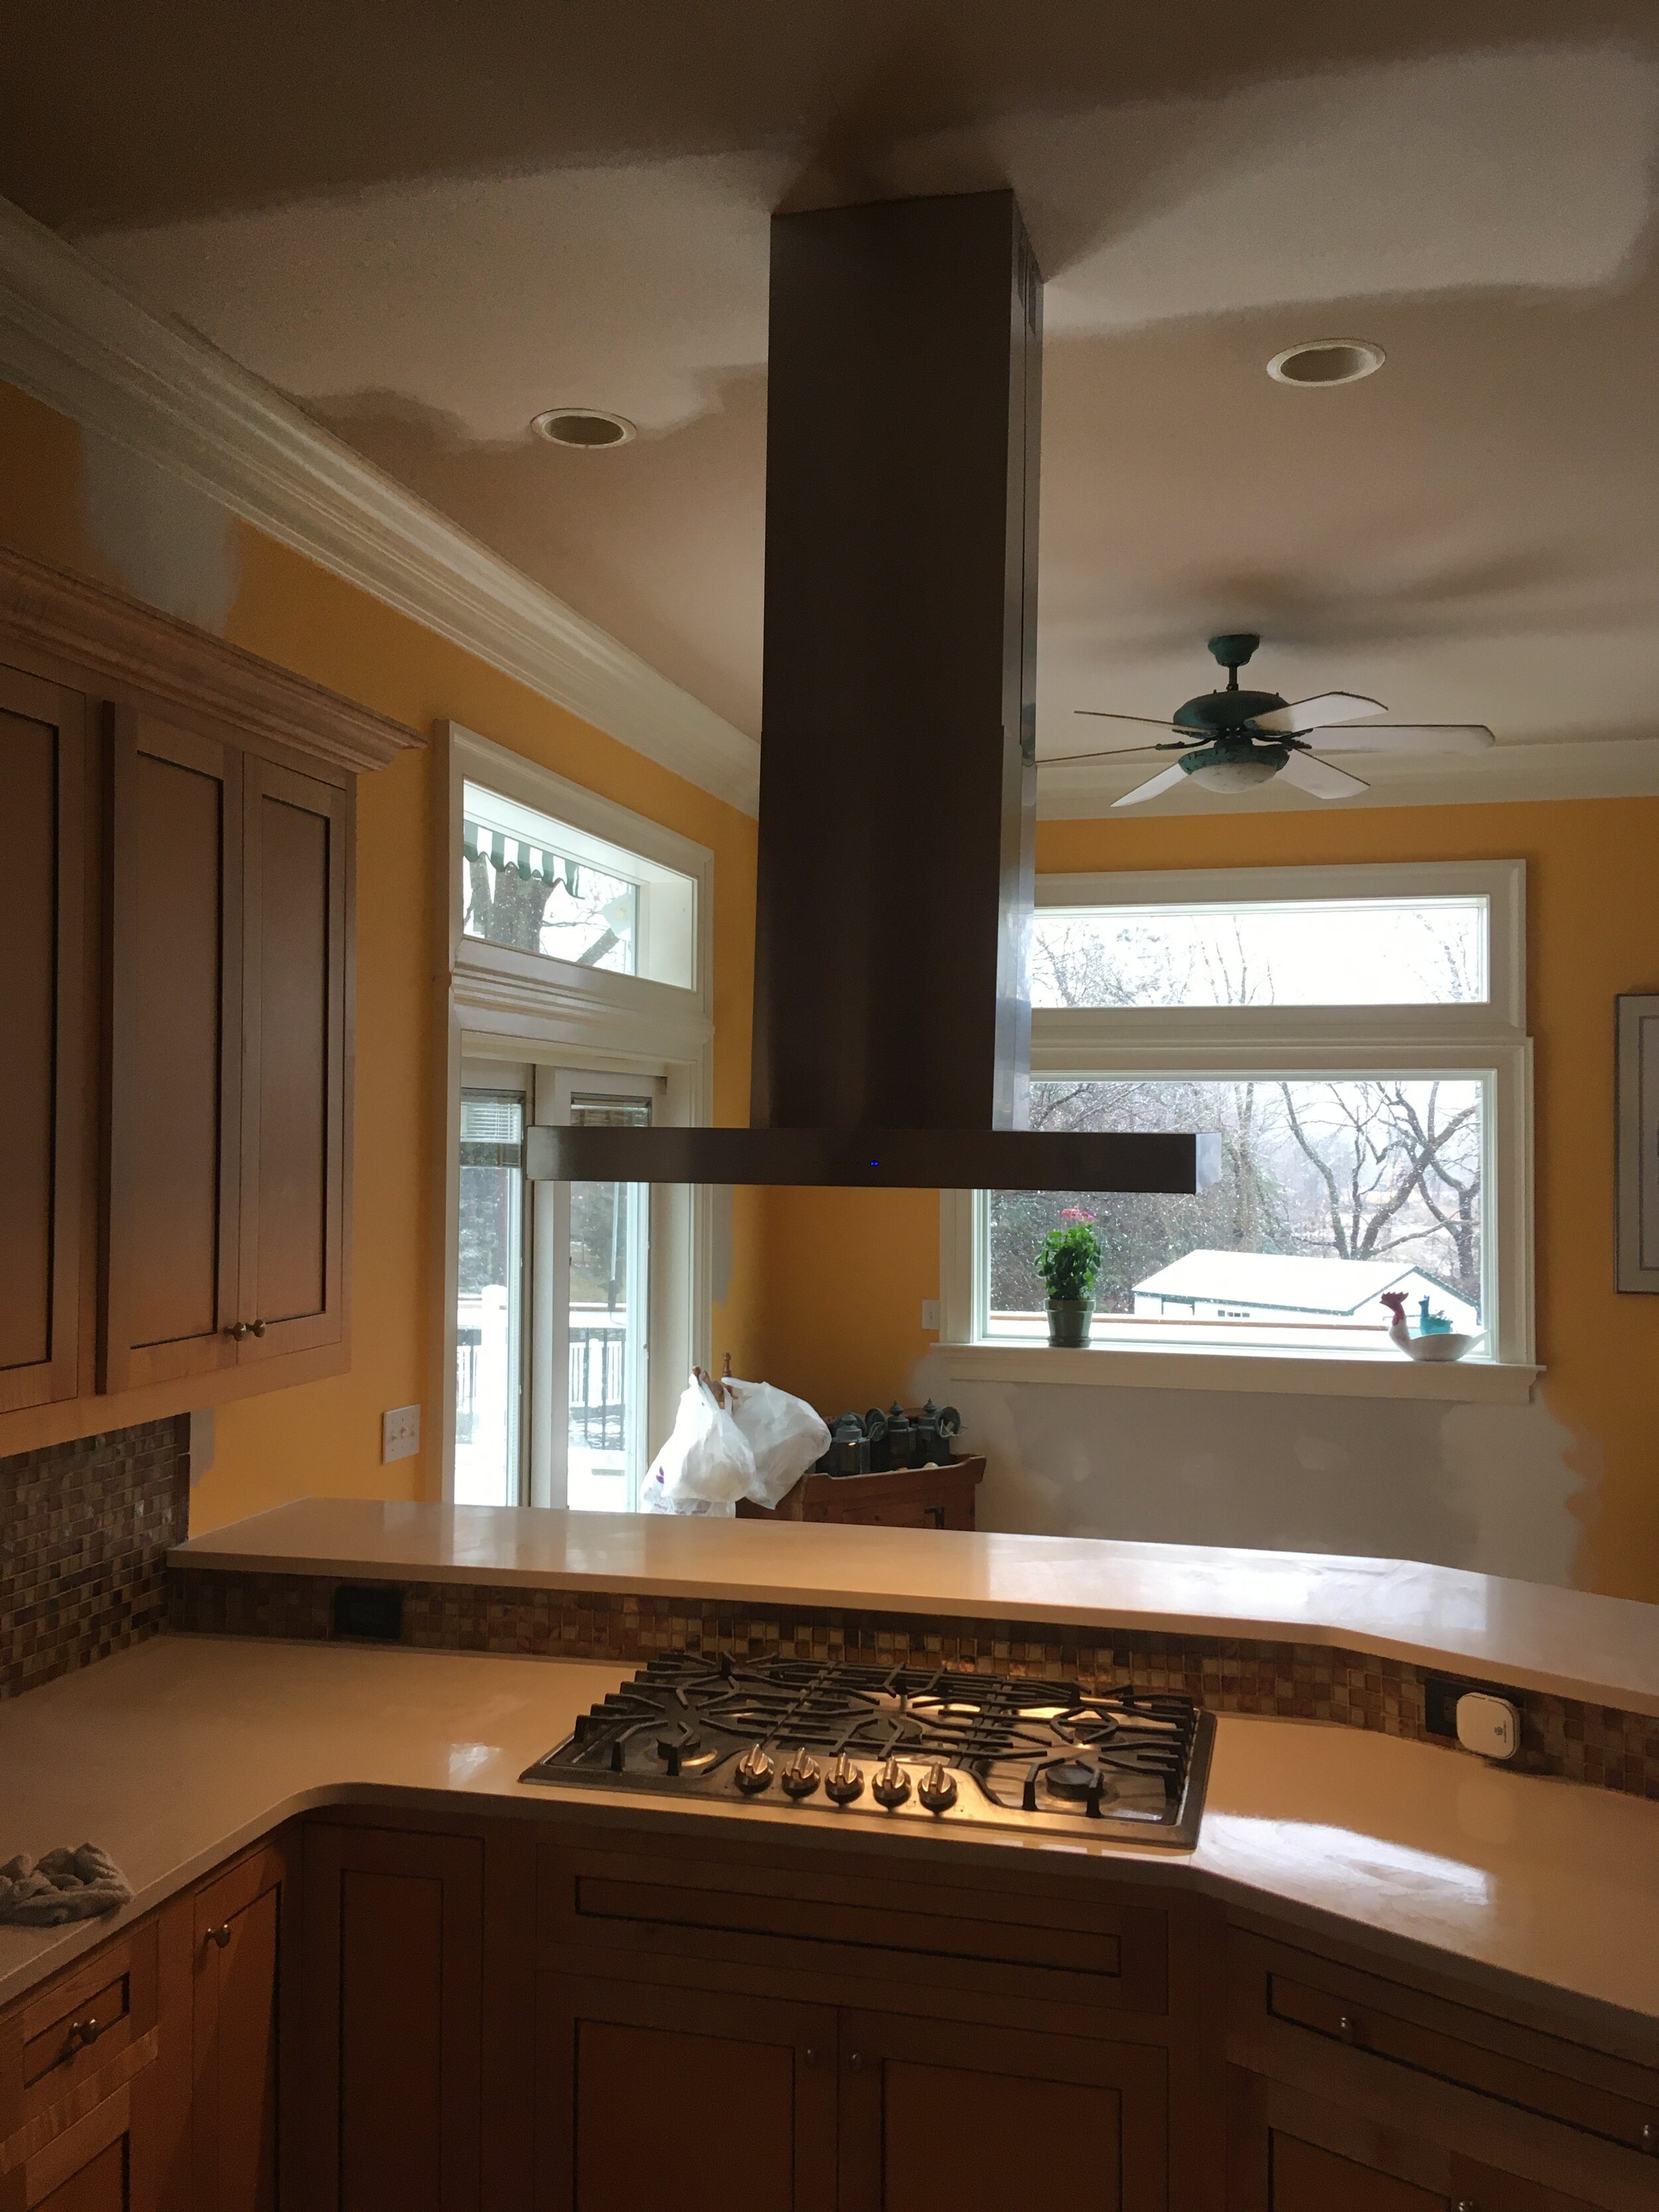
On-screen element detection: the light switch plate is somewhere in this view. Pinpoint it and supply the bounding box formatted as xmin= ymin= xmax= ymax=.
xmin=1456 ymin=1690 xmax=1520 ymax=1761
xmin=921 ymin=1299 xmax=941 ymax=1332
xmin=382 ymin=1404 xmax=421 ymax=1463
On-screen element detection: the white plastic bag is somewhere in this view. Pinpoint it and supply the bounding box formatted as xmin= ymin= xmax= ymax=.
xmin=642 ymin=1372 xmax=755 ymax=1512
xmin=724 ymin=1378 xmax=831 ymax=1508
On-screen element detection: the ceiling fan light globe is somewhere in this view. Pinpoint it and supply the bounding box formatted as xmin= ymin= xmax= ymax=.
xmin=1184 ymin=756 xmax=1283 ymax=793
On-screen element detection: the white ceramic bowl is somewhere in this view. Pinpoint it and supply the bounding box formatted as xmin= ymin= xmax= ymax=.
xmin=1398 ymin=1331 xmax=1482 ymax=1363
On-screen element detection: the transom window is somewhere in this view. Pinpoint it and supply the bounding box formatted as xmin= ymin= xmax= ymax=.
xmin=461 ymin=778 xmax=698 ymax=990
xmin=954 ymin=861 xmax=1532 ymax=1376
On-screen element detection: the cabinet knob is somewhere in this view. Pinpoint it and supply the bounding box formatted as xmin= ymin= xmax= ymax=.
xmin=803 ymin=2047 xmax=818 ymax=2068
xmin=250 ymin=1319 xmax=267 ymax=1339
xmin=226 ymin=1322 xmax=250 ymax=1341
xmin=847 ymin=2051 xmax=863 ymax=2070
xmin=206 ymin=1923 xmax=232 ymax=1949
xmin=1642 ymin=2120 xmax=1658 ymax=2154
xmin=1455 ymin=2200 xmax=1477 ymax=2211
xmin=67 ymin=2014 xmax=108 ymax=2051
xmin=1338 ymin=2014 xmax=1360 ymax=2043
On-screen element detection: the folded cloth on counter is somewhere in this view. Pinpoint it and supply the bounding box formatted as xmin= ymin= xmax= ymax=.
xmin=0 ymin=1845 xmax=131 ymax=1927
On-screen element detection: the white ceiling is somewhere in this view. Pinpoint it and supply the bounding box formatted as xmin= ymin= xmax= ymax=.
xmin=6 ymin=5 xmax=1658 ymax=811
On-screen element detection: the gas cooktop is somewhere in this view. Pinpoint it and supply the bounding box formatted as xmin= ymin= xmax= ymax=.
xmin=520 ymin=1653 xmax=1214 ymax=1848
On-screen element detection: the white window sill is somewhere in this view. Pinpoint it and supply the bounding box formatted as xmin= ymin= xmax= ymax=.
xmin=935 ymin=1341 xmax=1541 ymax=1404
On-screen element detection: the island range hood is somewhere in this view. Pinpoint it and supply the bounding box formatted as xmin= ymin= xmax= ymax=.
xmin=532 ymin=188 xmax=1218 ymax=1195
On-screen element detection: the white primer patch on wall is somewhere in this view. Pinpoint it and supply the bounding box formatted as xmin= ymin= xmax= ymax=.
xmin=80 ymin=427 xmax=240 ymax=634
xmin=911 ymin=1351 xmax=1587 ymax=1590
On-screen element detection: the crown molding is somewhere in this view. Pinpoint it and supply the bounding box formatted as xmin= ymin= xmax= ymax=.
xmin=1035 ymin=734 xmax=1659 ymax=819
xmin=0 ymin=192 xmax=762 ymax=815
xmin=0 ymin=538 xmax=419 ymax=773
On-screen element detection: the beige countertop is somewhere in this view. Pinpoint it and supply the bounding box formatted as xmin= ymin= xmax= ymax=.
xmin=4 ymin=1633 xmax=1659 ymax=2038
xmin=174 ymin=1498 xmax=1659 ymax=1719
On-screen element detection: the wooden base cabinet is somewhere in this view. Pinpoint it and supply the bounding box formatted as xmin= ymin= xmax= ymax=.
xmin=298 ymin=1822 xmax=484 ymax=2212
xmin=190 ymin=1840 xmax=290 ymax=2212
xmin=1230 ymin=2074 xmax=1607 ymax=2212
xmin=838 ymin=2009 xmax=1167 ymax=2212
xmin=538 ymin=1974 xmax=837 ymax=2212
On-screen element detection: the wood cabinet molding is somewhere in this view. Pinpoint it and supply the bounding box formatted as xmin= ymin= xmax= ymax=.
xmin=0 ymin=541 xmax=421 ymax=776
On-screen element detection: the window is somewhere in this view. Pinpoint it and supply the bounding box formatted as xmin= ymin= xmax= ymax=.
xmin=461 ymin=779 xmax=697 ymax=989
xmin=440 ymin=721 xmax=716 ymax=1507
xmin=945 ymin=862 xmax=1534 ymax=1393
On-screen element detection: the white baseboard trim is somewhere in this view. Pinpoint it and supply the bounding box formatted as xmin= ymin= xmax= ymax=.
xmin=0 ymin=192 xmax=761 ymax=814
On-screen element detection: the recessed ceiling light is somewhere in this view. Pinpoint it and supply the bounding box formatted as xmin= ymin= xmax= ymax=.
xmin=1266 ymin=340 xmax=1386 ymax=388
xmin=531 ymin=407 xmax=637 ymax=449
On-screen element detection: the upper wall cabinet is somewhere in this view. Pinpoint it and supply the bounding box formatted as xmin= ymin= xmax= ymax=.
xmin=0 ymin=540 xmax=418 ymax=1448
xmin=103 ymin=713 xmax=351 ymax=1391
xmin=0 ymin=663 xmax=88 ymax=1415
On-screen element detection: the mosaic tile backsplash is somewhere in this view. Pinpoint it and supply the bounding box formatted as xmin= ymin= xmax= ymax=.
xmin=3 ymin=1418 xmax=191 ymax=1700
xmin=170 ymin=1564 xmax=1659 ymax=1805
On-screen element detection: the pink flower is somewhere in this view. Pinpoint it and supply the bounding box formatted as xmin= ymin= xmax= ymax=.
xmin=1059 ymin=1207 xmax=1096 ymax=1224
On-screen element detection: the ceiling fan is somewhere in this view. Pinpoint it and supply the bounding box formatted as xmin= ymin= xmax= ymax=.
xmin=1048 ymin=634 xmax=1494 ymax=808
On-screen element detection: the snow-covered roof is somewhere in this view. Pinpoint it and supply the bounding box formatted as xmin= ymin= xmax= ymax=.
xmin=1133 ymin=1250 xmax=1465 ymax=1317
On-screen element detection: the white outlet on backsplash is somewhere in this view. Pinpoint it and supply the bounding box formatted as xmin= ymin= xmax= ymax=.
xmin=382 ymin=1405 xmax=421 ymax=1463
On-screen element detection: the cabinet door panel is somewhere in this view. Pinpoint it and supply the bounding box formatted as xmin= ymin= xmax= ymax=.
xmin=299 ymin=1824 xmax=482 ymax=2212
xmin=837 ymin=2010 xmax=1166 ymax=2212
xmin=0 ymin=666 xmax=85 ymax=1413
xmin=238 ymin=759 xmax=348 ymax=1357
xmin=536 ymin=1974 xmax=836 ymax=2212
xmin=1271 ymin=2135 xmax=1447 ymax=2211
xmin=3 ymin=2079 xmax=159 ymax=2212
xmin=104 ymin=709 xmax=241 ymax=1390
xmin=192 ymin=1841 xmax=288 ymax=2212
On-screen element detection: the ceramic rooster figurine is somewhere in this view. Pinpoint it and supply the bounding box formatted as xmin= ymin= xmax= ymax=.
xmin=1379 ymin=1290 xmax=1413 ymax=1352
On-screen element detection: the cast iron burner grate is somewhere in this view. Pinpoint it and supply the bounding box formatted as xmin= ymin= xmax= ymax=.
xmin=520 ymin=1653 xmax=1213 ymax=1848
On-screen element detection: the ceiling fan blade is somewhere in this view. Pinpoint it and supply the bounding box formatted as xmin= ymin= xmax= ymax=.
xmin=1111 ymin=764 xmax=1193 ymax=810
xmin=1301 ymin=722 xmax=1494 ymax=755
xmin=1073 ymin=709 xmax=1186 ymax=729
xmin=1250 ymin=691 xmax=1387 ymax=734
xmin=1277 ymin=753 xmax=1370 ymax=800
xmin=1039 ymin=742 xmax=1195 ymax=767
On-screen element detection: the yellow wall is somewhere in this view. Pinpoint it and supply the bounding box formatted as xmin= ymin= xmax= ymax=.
xmin=0 ymin=382 xmax=762 ymax=1527
xmin=751 ymin=801 xmax=1659 ymax=1601
xmin=5 ymin=379 xmax=1656 ymax=1595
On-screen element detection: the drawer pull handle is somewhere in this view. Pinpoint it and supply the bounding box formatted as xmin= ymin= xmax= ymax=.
xmin=206 ymin=1923 xmax=232 ymax=1949
xmin=65 ymin=2015 xmax=109 ymax=2055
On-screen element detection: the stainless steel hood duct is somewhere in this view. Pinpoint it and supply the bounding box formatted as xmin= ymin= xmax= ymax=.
xmin=532 ymin=189 xmax=1218 ymax=1195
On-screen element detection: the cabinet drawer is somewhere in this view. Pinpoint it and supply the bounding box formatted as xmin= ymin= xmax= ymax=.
xmin=541 ymin=1844 xmax=1167 ymax=2015
xmin=1231 ymin=1931 xmax=1659 ymax=2160
xmin=0 ymin=1921 xmax=159 ymax=2147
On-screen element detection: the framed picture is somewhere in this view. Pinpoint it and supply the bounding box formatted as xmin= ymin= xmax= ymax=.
xmin=1615 ymin=994 xmax=1659 ymax=1291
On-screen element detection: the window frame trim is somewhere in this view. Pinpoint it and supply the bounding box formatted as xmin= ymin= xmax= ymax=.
xmin=435 ymin=721 xmax=715 ymax=1501
xmin=940 ymin=859 xmax=1536 ymax=1398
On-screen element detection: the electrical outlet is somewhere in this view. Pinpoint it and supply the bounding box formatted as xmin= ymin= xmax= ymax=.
xmin=382 ymin=1404 xmax=421 ymax=1463
xmin=920 ymin=1299 xmax=940 ymax=1332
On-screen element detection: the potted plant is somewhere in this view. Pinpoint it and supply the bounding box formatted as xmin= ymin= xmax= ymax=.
xmin=1036 ymin=1208 xmax=1102 ymax=1348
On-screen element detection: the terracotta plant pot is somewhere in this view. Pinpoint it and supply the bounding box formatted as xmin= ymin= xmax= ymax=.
xmin=1046 ymin=1298 xmax=1095 ymax=1348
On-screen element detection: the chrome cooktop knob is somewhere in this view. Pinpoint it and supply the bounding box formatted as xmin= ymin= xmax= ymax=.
xmin=871 ymin=1755 xmax=911 ymax=1808
xmin=918 ymin=1763 xmax=957 ymax=1814
xmin=824 ymin=1753 xmax=865 ymax=1805
xmin=735 ymin=1743 xmax=775 ymax=1795
xmin=780 ymin=1748 xmax=821 ymax=1799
